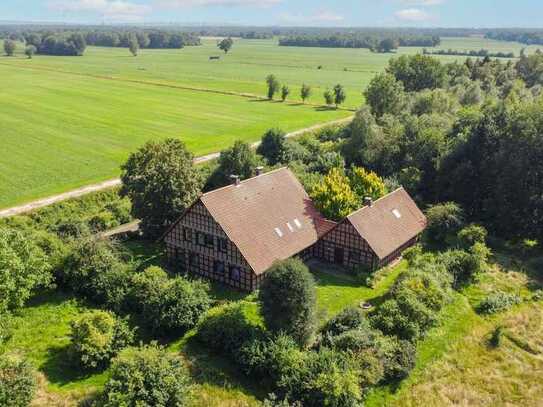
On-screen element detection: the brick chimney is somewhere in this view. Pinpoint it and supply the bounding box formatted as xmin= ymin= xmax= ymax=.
xmin=364 ymin=197 xmax=373 ymax=207
xmin=230 ymin=175 xmax=241 ymax=186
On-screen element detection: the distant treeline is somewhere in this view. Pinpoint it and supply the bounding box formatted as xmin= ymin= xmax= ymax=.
xmin=83 ymin=30 xmax=200 ymax=48
xmin=1 ymin=27 xmax=201 ymax=55
xmin=24 ymin=32 xmax=87 ymax=56
xmin=486 ymin=29 xmax=543 ymax=46
xmin=278 ymin=34 xmax=440 ymax=50
xmin=423 ymin=48 xmax=516 ymax=59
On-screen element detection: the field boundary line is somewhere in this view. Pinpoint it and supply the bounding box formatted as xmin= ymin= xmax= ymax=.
xmin=0 ymin=61 xmax=356 ymax=112
xmin=0 ymin=116 xmax=353 ymax=218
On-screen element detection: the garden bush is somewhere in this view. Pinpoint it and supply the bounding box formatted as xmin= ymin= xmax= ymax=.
xmin=196 ymin=303 xmax=264 ymax=354
xmin=457 ymin=224 xmax=488 ymax=248
xmin=60 ymin=236 xmax=133 ymax=312
xmin=284 ymin=348 xmax=366 ymax=407
xmin=259 ymin=258 xmax=317 ymax=347
xmin=477 ymin=292 xmax=521 ymax=315
xmin=69 ymin=310 xmax=135 ymax=371
xmin=129 ymin=267 xmax=211 ymax=335
xmin=99 ymin=344 xmax=191 ymax=407
xmin=0 ymin=353 xmax=37 ymax=407
xmin=238 ymin=333 xmax=304 ymax=382
xmin=425 ymin=202 xmax=465 ymax=246
xmin=321 ymin=307 xmax=367 ymax=338
xmin=0 ymin=227 xmax=53 ymax=313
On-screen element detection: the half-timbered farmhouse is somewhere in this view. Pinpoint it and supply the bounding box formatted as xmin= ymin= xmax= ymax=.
xmin=164 ymin=168 xmax=426 ymax=291
xmin=312 ymin=188 xmax=427 ymax=271
xmin=163 ymin=168 xmax=335 ymax=291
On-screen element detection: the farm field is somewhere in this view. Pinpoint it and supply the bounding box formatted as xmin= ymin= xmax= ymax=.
xmin=0 ymin=36 xmax=535 ymax=209
xmin=0 ymin=64 xmax=348 ymax=209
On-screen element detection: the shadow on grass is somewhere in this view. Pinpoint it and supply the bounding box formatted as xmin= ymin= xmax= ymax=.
xmin=314 ymin=106 xmax=338 ymax=112
xmin=181 ymin=334 xmax=268 ymax=400
xmin=41 ymin=343 xmax=95 ymax=386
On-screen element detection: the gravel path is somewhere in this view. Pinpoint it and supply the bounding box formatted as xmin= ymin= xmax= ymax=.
xmin=0 ymin=116 xmax=353 ymax=219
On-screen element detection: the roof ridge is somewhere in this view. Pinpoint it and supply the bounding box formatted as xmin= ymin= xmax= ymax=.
xmin=201 ymin=167 xmax=289 ymax=198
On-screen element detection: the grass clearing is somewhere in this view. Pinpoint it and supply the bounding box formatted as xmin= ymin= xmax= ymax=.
xmin=366 ymin=252 xmax=543 ymax=406
xmin=309 ymin=259 xmax=406 ymax=320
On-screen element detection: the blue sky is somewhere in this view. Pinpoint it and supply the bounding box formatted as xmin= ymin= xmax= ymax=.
xmin=1 ymin=0 xmax=542 ymax=27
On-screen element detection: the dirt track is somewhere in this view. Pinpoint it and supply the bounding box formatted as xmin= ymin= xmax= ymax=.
xmin=0 ymin=116 xmax=353 ymax=218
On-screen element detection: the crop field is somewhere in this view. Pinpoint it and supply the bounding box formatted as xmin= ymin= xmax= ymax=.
xmin=0 ymin=36 xmax=533 ymax=209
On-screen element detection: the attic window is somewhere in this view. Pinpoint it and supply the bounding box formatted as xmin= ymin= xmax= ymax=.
xmin=275 ymin=227 xmax=284 ymax=237
xmin=286 ymin=222 xmax=294 ymax=232
xmin=392 ymin=209 xmax=402 ymax=219
xmin=294 ymin=218 xmax=302 ymax=229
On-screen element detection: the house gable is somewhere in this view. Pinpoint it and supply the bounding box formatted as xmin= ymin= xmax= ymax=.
xmin=164 ymin=200 xmax=258 ymax=291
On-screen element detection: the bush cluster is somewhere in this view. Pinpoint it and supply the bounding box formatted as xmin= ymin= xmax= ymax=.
xmin=371 ymin=254 xmax=453 ymax=341
xmin=477 ymin=292 xmax=521 ymax=315
xmin=69 ymin=310 xmax=135 ymax=371
xmin=98 ymin=344 xmax=191 ymax=407
xmin=0 ymin=353 xmax=37 ymax=407
xmin=129 ymin=267 xmax=211 ymax=335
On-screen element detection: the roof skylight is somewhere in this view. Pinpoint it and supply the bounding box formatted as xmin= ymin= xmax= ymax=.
xmin=392 ymin=209 xmax=402 ymax=219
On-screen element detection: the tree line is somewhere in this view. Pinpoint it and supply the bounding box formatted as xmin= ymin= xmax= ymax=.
xmin=83 ymin=30 xmax=200 ymax=49
xmin=486 ymin=29 xmax=543 ymax=46
xmin=423 ymin=48 xmax=516 ymax=59
xmin=278 ymin=34 xmax=440 ymax=50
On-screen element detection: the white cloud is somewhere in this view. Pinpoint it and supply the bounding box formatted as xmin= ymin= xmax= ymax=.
xmin=394 ymin=8 xmax=433 ymax=22
xmin=279 ymin=11 xmax=345 ymax=24
xmin=399 ymin=0 xmax=444 ymax=5
xmin=155 ymin=0 xmax=282 ymax=8
xmin=49 ymin=0 xmax=152 ymax=21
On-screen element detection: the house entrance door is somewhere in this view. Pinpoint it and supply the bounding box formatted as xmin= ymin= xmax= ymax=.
xmin=334 ymin=247 xmax=344 ymax=265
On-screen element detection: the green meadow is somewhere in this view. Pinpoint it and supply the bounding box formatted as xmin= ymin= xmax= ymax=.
xmin=1 ymin=36 xmax=534 ymax=209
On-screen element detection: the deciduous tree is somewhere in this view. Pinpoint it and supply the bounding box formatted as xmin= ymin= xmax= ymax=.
xmin=120 ymin=139 xmax=202 ymax=238
xmin=3 ymin=39 xmax=16 ymax=56
xmin=266 ymin=74 xmax=280 ymax=100
xmin=300 ymin=83 xmax=312 ymax=103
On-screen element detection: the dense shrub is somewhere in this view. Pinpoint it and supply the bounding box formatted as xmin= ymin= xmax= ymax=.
xmin=99 ymin=344 xmax=190 ymax=407
xmin=321 ymin=307 xmax=367 ymax=338
xmin=477 ymin=292 xmax=521 ymax=315
xmin=205 ymin=140 xmax=260 ymax=189
xmin=284 ymin=348 xmax=366 ymax=407
xmin=129 ymin=267 xmax=211 ymax=335
xmin=378 ymin=337 xmax=416 ymax=381
xmin=0 ymin=227 xmax=52 ymax=313
xmin=257 ymin=128 xmax=288 ymax=165
xmin=259 ymin=258 xmax=317 ymax=347
xmin=238 ymin=334 xmax=305 ymax=382
xmin=371 ymin=259 xmax=452 ymax=341
xmin=425 ymin=202 xmax=465 ymax=246
xmin=440 ymin=243 xmax=490 ymax=288
xmin=69 ymin=310 xmax=135 ymax=371
xmin=196 ymin=303 xmax=264 ymax=354
xmin=457 ymin=224 xmax=488 ymax=249
xmin=0 ymin=354 xmax=37 ymax=407
xmin=61 ymin=237 xmax=132 ymax=312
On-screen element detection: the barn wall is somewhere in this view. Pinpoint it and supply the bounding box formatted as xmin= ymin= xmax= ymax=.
xmin=164 ymin=201 xmax=257 ymax=291
xmin=312 ymin=220 xmax=378 ymax=271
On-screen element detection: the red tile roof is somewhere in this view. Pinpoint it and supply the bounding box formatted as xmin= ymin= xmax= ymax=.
xmin=346 ymin=188 xmax=427 ymax=259
xmin=200 ymin=168 xmax=330 ymax=275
